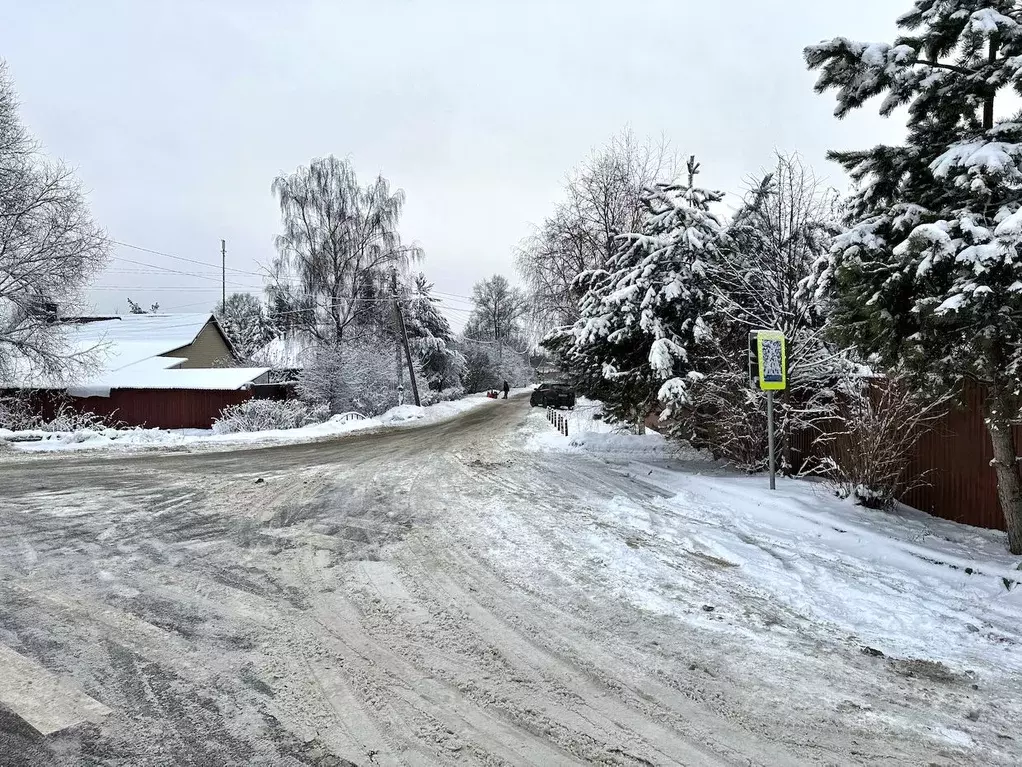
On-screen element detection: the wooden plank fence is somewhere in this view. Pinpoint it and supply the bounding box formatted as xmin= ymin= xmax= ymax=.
xmin=791 ymin=382 xmax=1013 ymax=531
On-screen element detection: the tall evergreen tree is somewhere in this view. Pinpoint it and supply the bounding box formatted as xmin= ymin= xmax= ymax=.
xmin=215 ymin=292 xmax=270 ymax=361
xmin=559 ymin=157 xmax=724 ymax=428
xmin=805 ymin=0 xmax=1022 ymax=551
xmin=403 ymin=273 xmax=465 ymax=390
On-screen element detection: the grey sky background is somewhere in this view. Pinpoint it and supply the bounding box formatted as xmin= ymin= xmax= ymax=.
xmin=3 ymin=0 xmax=903 ymax=329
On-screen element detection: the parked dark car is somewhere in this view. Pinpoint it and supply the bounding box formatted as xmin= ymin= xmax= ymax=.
xmin=530 ymin=382 xmax=576 ymax=409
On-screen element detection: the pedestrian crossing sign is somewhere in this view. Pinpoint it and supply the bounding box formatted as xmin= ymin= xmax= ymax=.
xmin=749 ymin=330 xmax=787 ymax=391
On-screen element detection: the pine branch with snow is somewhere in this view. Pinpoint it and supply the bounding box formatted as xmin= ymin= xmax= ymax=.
xmin=805 ymin=0 xmax=1022 ymax=552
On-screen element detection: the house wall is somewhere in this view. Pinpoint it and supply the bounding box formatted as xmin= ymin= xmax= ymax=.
xmin=165 ymin=320 xmax=234 ymax=368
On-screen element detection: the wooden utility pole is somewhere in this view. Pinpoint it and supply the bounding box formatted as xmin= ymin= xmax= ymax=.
xmin=220 ymin=239 xmax=226 ymax=309
xmin=391 ymin=270 xmax=421 ymax=407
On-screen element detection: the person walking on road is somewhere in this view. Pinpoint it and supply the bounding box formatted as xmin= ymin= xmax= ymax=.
xmin=502 ymin=380 xmax=510 ymax=399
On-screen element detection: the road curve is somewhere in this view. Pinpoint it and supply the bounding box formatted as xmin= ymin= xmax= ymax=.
xmin=0 ymin=397 xmax=945 ymax=765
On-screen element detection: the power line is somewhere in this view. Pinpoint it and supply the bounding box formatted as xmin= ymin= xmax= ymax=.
xmin=107 ymin=257 xmax=260 ymax=290
xmin=106 ymin=238 xmax=264 ymax=277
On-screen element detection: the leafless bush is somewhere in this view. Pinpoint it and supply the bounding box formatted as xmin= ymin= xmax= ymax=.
xmin=0 ymin=395 xmax=34 ymax=429
xmin=808 ymin=377 xmax=951 ymax=509
xmin=0 ymin=395 xmax=119 ymax=432
xmin=41 ymin=403 xmax=119 ymax=433
xmin=213 ymin=399 xmax=329 ymax=434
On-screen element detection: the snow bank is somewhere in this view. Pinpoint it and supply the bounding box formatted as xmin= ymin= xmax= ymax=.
xmin=517 ymin=403 xmax=1022 ymax=676
xmin=0 ymin=394 xmax=496 ymax=455
xmin=600 ymin=470 xmax=1022 ymax=674
xmin=523 ymin=401 xmax=705 ymax=461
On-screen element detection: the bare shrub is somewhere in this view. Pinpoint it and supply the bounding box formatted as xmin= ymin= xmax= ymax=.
xmin=0 ymin=395 xmax=34 ymax=430
xmin=213 ymin=399 xmax=328 ymax=434
xmin=0 ymin=395 xmax=119 ymax=432
xmin=40 ymin=403 xmax=119 ymax=433
xmin=808 ymin=376 xmax=950 ymax=509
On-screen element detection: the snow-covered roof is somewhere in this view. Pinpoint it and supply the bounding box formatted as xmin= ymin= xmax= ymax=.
xmin=70 ymin=313 xmax=217 ymax=372
xmin=67 ymin=368 xmax=270 ymax=397
xmin=5 ymin=313 xmax=269 ymax=395
xmin=252 ymin=331 xmax=317 ymax=369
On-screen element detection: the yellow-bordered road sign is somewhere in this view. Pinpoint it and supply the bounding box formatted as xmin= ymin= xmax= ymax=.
xmin=749 ymin=330 xmax=787 ymax=391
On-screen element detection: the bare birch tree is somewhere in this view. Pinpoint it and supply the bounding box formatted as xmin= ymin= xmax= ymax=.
xmin=269 ymin=156 xmax=420 ymax=345
xmin=0 ymin=61 xmax=108 ymax=383
xmin=516 ymin=128 xmax=680 ymax=329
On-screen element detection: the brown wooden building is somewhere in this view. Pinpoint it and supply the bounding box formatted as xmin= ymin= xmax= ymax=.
xmin=5 ymin=313 xmax=269 ymax=429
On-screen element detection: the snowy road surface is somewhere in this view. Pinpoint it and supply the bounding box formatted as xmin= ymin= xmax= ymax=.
xmin=0 ymin=397 xmax=1018 ymax=765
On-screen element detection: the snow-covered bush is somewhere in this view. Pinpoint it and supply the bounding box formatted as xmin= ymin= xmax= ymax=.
xmin=0 ymin=397 xmax=118 ymax=432
xmin=41 ymin=405 xmax=116 ymax=433
xmin=0 ymin=396 xmax=35 ymax=430
xmin=419 ymin=386 xmax=465 ymax=407
xmin=809 ymin=376 xmax=949 ymax=509
xmin=213 ymin=398 xmax=329 ymax=434
xmin=298 ymin=339 xmax=396 ymax=417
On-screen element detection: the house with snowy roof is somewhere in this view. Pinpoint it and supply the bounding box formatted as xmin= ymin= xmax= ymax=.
xmin=3 ymin=313 xmax=270 ymax=428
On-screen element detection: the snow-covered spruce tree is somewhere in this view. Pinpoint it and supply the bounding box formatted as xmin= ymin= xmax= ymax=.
xmin=215 ymin=292 xmax=271 ymax=361
xmin=403 ymin=273 xmax=466 ymax=391
xmin=805 ymin=1 xmax=1022 ymax=551
xmin=564 ymin=157 xmax=724 ymax=429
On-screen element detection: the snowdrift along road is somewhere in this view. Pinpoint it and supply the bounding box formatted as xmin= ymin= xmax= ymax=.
xmin=0 ymin=395 xmax=1018 ymax=765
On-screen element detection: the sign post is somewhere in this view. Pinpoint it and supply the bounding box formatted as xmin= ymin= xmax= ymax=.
xmin=749 ymin=330 xmax=787 ymax=490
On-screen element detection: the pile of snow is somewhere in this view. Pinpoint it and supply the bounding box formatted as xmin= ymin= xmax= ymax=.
xmin=0 ymin=394 xmax=496 ymax=455
xmin=378 ymin=405 xmax=427 ymax=424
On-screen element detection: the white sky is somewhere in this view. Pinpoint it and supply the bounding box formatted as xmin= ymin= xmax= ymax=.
xmin=3 ymin=0 xmax=903 ymax=330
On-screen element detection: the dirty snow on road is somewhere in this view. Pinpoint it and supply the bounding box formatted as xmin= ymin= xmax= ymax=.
xmin=0 ymin=396 xmax=1019 ymax=765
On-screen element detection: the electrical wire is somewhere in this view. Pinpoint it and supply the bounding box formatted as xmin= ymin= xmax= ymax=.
xmin=106 ymin=238 xmax=265 ymax=277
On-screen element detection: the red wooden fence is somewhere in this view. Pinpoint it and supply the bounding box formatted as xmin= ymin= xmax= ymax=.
xmin=71 ymin=389 xmax=254 ymax=429
xmin=11 ymin=388 xmax=254 ymax=430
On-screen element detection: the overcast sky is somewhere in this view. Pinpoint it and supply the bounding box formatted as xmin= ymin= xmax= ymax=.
xmin=3 ymin=0 xmax=904 ymax=329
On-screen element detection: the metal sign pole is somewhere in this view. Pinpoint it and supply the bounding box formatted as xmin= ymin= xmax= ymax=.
xmin=766 ymin=390 xmax=776 ymax=490
xmin=751 ymin=328 xmax=785 ymax=491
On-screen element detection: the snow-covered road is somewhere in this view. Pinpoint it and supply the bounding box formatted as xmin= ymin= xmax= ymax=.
xmin=0 ymin=396 xmax=1018 ymax=765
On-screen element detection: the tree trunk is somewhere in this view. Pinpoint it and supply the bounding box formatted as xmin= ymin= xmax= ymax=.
xmin=984 ymin=392 xmax=1022 ymax=554
xmin=984 ymin=34 xmax=999 ymax=131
